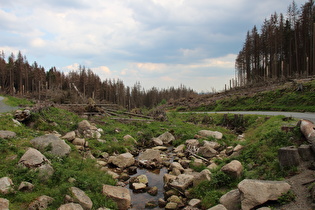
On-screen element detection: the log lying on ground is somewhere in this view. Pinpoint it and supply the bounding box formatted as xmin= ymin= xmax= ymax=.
xmin=299 ymin=119 xmax=315 ymax=152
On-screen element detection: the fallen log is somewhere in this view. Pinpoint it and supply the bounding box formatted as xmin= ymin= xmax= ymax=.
xmin=298 ymin=119 xmax=315 ymax=152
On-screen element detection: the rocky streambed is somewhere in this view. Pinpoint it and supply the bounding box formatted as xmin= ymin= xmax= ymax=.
xmin=2 ymin=115 xmax=310 ymax=210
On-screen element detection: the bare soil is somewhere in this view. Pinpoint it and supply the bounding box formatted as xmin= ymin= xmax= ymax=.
xmin=277 ymin=161 xmax=315 ymax=210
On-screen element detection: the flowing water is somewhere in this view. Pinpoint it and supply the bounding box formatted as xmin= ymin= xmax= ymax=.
xmin=127 ymin=148 xmax=175 ymax=209
xmin=129 ymin=167 xmax=168 ymax=209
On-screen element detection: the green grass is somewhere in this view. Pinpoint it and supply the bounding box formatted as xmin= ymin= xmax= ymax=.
xmin=1 ymin=95 xmax=34 ymax=107
xmin=192 ymin=79 xmax=315 ymax=112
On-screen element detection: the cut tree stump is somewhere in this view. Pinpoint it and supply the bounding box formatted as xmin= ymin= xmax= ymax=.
xmin=278 ymin=146 xmax=300 ymax=168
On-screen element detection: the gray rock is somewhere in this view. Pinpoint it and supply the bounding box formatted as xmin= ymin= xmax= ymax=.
xmin=58 ymin=203 xmax=84 ymax=210
xmin=170 ymin=162 xmax=185 ymax=173
xmin=130 ymin=174 xmax=148 ymax=185
xmin=167 ymin=195 xmax=184 ymax=207
xmin=165 ymin=202 xmax=178 ymax=210
xmin=198 ymin=130 xmax=223 ymax=139
xmin=108 ymin=152 xmax=135 ymax=168
xmin=188 ymin=198 xmax=201 ymax=208
xmin=169 ymin=174 xmax=194 ymax=192
xmin=191 ymin=158 xmax=204 ymax=168
xmin=69 ymin=187 xmax=93 ymax=210
xmin=185 ymin=139 xmax=200 ymax=147
xmin=193 ymin=169 xmax=211 ymax=186
xmin=157 ymin=132 xmax=175 ymax=145
xmin=0 ymin=177 xmax=13 ymax=194
xmin=148 ymin=186 xmax=158 ymax=196
xmin=221 ymin=160 xmax=243 ymax=179
xmin=28 ymin=195 xmax=54 ymax=210
xmin=102 ymin=185 xmax=131 ymax=210
xmin=152 ymin=137 xmax=164 ymax=146
xmin=238 ymin=179 xmax=291 ymax=210
xmin=132 ymin=183 xmax=146 ymax=192
xmin=62 ymin=131 xmax=76 ymax=141
xmin=207 ymin=204 xmax=227 ymax=210
xmin=18 ymin=181 xmax=34 ymax=192
xmin=207 ymin=162 xmax=218 ymax=170
xmin=0 ymin=198 xmax=9 ymax=210
xmin=0 ymin=130 xmax=16 ymax=139
xmin=203 ymin=140 xmax=221 ymax=149
xmin=38 ymin=164 xmax=54 ymax=182
xmin=219 ymin=189 xmax=241 ymax=210
xmin=174 ymin=144 xmax=185 ymax=153
xmin=30 ymin=134 xmax=71 ymax=157
xmin=72 ymin=138 xmax=87 ymax=146
xmin=138 ymin=149 xmax=162 ymax=168
xmin=198 ymin=145 xmax=218 ymax=158
xmin=18 ymin=147 xmax=50 ymax=168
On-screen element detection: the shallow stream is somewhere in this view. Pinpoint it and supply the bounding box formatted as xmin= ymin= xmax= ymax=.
xmin=127 ymin=147 xmax=175 ymax=209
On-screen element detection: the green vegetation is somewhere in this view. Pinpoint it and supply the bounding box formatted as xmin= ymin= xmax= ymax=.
xmin=193 ymin=80 xmax=315 ymax=112
xmin=1 ymin=95 xmax=34 ymax=107
xmin=0 ymin=94 xmax=307 ymax=209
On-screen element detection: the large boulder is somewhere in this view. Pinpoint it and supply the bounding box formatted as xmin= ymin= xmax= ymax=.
xmin=102 ymin=185 xmax=131 ymax=210
xmin=108 ymin=152 xmax=135 ymax=169
xmin=18 ymin=181 xmax=34 ymax=192
xmin=157 ymin=132 xmax=175 ymax=145
xmin=62 ymin=131 xmax=76 ymax=141
xmin=38 ymin=164 xmax=54 ymax=182
xmin=203 ymin=140 xmax=221 ymax=150
xmin=238 ymin=179 xmax=291 ymax=210
xmin=58 ymin=203 xmax=84 ymax=210
xmin=30 ymin=134 xmax=71 ymax=157
xmin=0 ymin=198 xmax=9 ymax=210
xmin=221 ymin=160 xmax=243 ymax=179
xmin=169 ymin=174 xmax=194 ymax=192
xmin=0 ymin=177 xmax=13 ymax=194
xmin=138 ymin=149 xmax=162 ymax=168
xmin=193 ymin=169 xmax=211 ymax=186
xmin=208 ymin=204 xmax=227 ymax=210
xmin=77 ymin=120 xmax=101 ymax=139
xmin=69 ymin=187 xmax=93 ymax=210
xmin=198 ymin=130 xmax=223 ymax=140
xmin=0 ymin=130 xmax=16 ymax=139
xmin=170 ymin=162 xmax=185 ymax=173
xmin=219 ymin=189 xmax=241 ymax=210
xmin=28 ymin=195 xmax=54 ymax=210
xmin=198 ymin=145 xmax=218 ymax=158
xmin=18 ymin=148 xmax=51 ymax=168
xmin=299 ymin=119 xmax=315 ymax=144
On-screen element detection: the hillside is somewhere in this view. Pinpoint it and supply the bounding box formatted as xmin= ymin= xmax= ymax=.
xmin=164 ymin=78 xmax=315 ymax=113
xmin=0 ymin=92 xmax=314 ymax=209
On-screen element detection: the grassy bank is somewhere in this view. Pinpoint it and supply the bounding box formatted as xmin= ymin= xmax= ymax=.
xmin=192 ymin=79 xmax=315 ymax=112
xmin=0 ymin=102 xmax=303 ymax=209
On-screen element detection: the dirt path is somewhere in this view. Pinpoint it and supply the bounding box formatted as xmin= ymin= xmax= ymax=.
xmin=0 ymin=96 xmax=19 ymax=113
xmin=276 ymin=162 xmax=315 ymax=210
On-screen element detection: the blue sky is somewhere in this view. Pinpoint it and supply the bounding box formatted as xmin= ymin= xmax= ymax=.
xmin=0 ymin=0 xmax=307 ymax=92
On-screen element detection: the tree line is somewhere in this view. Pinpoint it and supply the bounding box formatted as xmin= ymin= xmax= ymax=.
xmin=0 ymin=51 xmax=196 ymax=109
xmin=235 ymin=0 xmax=315 ymax=86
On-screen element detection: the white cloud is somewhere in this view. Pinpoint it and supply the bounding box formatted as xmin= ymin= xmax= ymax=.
xmin=0 ymin=0 xmax=308 ymax=92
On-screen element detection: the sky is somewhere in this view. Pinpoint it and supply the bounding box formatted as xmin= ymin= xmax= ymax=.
xmin=0 ymin=0 xmax=308 ymax=93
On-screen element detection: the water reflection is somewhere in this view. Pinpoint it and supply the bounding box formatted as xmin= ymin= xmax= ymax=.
xmin=129 ymin=167 xmax=168 ymax=209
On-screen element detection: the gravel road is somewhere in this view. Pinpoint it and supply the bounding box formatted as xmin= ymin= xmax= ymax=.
xmin=204 ymin=111 xmax=315 ymax=123
xmin=0 ymin=96 xmax=19 ymax=113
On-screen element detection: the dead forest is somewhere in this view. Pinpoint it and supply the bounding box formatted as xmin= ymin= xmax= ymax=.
xmin=0 ymin=51 xmax=196 ymax=109
xmin=235 ymin=1 xmax=315 ymax=86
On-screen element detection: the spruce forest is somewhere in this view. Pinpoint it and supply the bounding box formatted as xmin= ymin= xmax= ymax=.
xmin=235 ymin=0 xmax=315 ymax=86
